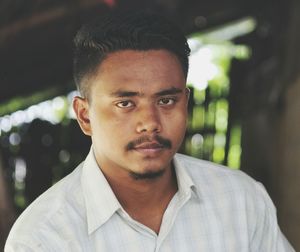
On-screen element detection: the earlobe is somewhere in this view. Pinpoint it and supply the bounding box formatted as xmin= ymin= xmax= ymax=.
xmin=73 ymin=96 xmax=92 ymax=136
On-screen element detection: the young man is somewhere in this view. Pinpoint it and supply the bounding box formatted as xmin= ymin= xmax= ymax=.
xmin=5 ymin=12 xmax=294 ymax=251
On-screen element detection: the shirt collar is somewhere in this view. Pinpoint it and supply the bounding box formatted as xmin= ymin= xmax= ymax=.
xmin=173 ymin=154 xmax=200 ymax=199
xmin=81 ymin=148 xmax=122 ymax=235
xmin=81 ymin=150 xmax=199 ymax=235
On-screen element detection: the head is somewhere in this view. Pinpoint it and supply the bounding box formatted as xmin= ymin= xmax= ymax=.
xmin=73 ymin=11 xmax=190 ymax=99
xmin=73 ymin=12 xmax=191 ymax=181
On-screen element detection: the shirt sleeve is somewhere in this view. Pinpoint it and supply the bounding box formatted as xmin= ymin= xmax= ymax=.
xmin=4 ymin=231 xmax=71 ymax=252
xmin=4 ymin=231 xmax=62 ymax=252
xmin=4 ymin=240 xmax=44 ymax=252
xmin=250 ymin=182 xmax=295 ymax=252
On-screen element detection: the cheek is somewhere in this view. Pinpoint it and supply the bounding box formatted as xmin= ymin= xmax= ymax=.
xmin=90 ymin=107 xmax=133 ymax=140
xmin=162 ymin=110 xmax=187 ymax=136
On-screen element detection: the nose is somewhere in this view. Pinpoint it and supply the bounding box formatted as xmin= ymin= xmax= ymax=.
xmin=136 ymin=105 xmax=162 ymax=133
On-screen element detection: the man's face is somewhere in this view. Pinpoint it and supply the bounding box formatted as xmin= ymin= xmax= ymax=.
xmin=73 ymin=49 xmax=189 ymax=180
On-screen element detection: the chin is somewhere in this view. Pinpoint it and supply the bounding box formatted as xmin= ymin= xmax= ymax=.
xmin=129 ymin=168 xmax=166 ymax=180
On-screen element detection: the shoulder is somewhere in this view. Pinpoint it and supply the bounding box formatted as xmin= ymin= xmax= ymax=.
xmin=175 ymin=154 xmax=277 ymax=234
xmin=175 ymin=153 xmax=254 ymax=184
xmin=6 ymin=162 xmax=85 ymax=250
xmin=175 ymin=153 xmax=271 ymax=206
xmin=175 ymin=154 xmax=295 ymax=251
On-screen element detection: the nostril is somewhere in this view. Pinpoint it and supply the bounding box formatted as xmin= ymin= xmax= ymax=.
xmin=136 ymin=118 xmax=162 ymax=133
xmin=135 ymin=106 xmax=162 ymax=133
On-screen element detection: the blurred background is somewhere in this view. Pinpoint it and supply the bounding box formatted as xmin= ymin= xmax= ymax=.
xmin=0 ymin=0 xmax=300 ymax=250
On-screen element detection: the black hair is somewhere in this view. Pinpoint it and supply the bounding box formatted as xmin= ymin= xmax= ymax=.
xmin=73 ymin=11 xmax=190 ymax=98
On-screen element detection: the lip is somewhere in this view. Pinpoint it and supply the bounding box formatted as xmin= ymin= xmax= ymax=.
xmin=133 ymin=142 xmax=165 ymax=155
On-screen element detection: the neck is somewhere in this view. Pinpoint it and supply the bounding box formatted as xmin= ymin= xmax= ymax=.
xmin=105 ymin=164 xmax=177 ymax=209
xmin=100 ymin=163 xmax=178 ymax=234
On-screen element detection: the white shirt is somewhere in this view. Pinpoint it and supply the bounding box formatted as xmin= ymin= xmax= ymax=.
xmin=5 ymin=148 xmax=295 ymax=252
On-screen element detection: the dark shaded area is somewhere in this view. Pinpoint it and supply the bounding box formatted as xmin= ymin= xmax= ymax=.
xmin=1 ymin=119 xmax=90 ymax=214
xmin=0 ymin=0 xmax=271 ymax=103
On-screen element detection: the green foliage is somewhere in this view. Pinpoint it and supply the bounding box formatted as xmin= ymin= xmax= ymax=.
xmin=186 ymin=29 xmax=251 ymax=168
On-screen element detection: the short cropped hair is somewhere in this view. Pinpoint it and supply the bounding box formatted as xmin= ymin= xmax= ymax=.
xmin=73 ymin=11 xmax=191 ymax=98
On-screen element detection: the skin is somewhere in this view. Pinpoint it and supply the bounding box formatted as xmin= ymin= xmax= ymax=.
xmin=73 ymin=49 xmax=189 ymax=233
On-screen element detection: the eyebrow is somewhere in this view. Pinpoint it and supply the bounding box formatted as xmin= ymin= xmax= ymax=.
xmin=110 ymin=87 xmax=183 ymax=98
xmin=154 ymin=87 xmax=183 ymax=96
xmin=110 ymin=91 xmax=139 ymax=97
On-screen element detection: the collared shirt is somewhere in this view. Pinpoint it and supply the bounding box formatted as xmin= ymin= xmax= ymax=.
xmin=5 ymin=148 xmax=295 ymax=252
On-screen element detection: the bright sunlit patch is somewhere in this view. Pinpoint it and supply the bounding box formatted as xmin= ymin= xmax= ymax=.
xmin=0 ymin=116 xmax=12 ymax=132
xmin=9 ymin=132 xmax=21 ymax=146
xmin=187 ymin=46 xmax=219 ymax=90
xmin=59 ymin=149 xmax=71 ymax=163
xmin=191 ymin=133 xmax=204 ymax=147
xmin=193 ymin=17 xmax=256 ymax=42
xmin=0 ymin=93 xmax=76 ymax=130
xmin=52 ymin=97 xmax=65 ymax=110
xmin=11 ymin=111 xmax=26 ymax=127
xmin=187 ymin=16 xmax=256 ymax=92
xmin=25 ymin=105 xmax=37 ymax=123
xmin=14 ymin=158 xmax=27 ymax=183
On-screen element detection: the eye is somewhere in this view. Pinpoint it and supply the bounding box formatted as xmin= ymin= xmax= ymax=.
xmin=116 ymin=100 xmax=135 ymax=108
xmin=158 ymin=97 xmax=176 ymax=106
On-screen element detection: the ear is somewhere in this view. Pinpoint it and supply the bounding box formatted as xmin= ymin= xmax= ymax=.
xmin=185 ymin=87 xmax=190 ymax=97
xmin=185 ymin=87 xmax=190 ymax=106
xmin=73 ymin=96 xmax=92 ymax=136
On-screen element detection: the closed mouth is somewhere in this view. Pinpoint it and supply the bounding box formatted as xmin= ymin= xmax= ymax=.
xmin=134 ymin=142 xmax=164 ymax=150
xmin=133 ymin=142 xmax=166 ymax=155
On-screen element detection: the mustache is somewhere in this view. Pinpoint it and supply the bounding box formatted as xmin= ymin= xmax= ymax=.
xmin=125 ymin=135 xmax=172 ymax=151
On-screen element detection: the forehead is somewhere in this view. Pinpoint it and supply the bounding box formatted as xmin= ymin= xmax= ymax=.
xmin=90 ymin=49 xmax=186 ymax=95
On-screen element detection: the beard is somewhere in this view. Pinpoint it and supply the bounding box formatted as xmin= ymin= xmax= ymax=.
xmin=125 ymin=134 xmax=173 ymax=180
xmin=129 ymin=168 xmax=166 ymax=180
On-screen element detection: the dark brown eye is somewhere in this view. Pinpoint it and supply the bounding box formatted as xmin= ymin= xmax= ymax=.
xmin=158 ymin=98 xmax=176 ymax=105
xmin=116 ymin=101 xmax=134 ymax=108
